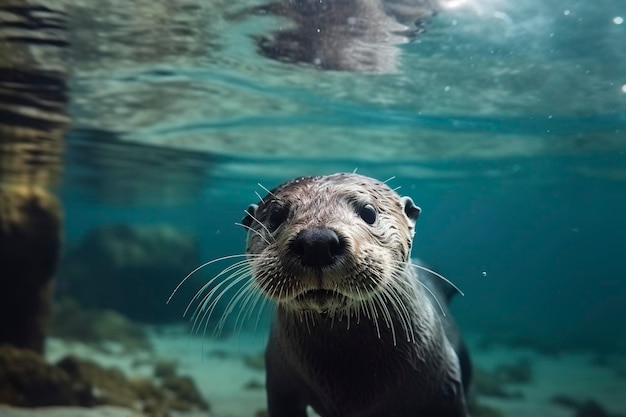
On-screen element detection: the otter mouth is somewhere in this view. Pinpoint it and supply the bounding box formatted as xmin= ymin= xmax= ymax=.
xmin=292 ymin=289 xmax=348 ymax=311
xmin=296 ymin=289 xmax=340 ymax=303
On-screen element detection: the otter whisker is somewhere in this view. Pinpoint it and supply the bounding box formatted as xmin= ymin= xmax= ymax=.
xmin=378 ymin=276 xmax=415 ymax=342
xmin=363 ymin=283 xmax=382 ymax=339
xmin=360 ymin=270 xmax=412 ymax=343
xmin=383 ymin=175 xmax=396 ymax=184
xmin=235 ymin=222 xmax=271 ymax=245
xmin=194 ymin=271 xmax=254 ymax=353
xmin=371 ymin=290 xmax=397 ymax=346
xmin=304 ymin=311 xmax=312 ymax=334
xmin=329 ymin=308 xmax=336 ymax=330
xmin=366 ymin=274 xmax=395 ymax=338
xmin=208 ymin=284 xmax=249 ymax=338
xmin=185 ymin=259 xmax=253 ymax=317
xmin=231 ymin=282 xmax=258 ymax=335
xmin=239 ymin=280 xmax=263 ymax=324
xmin=243 ymin=209 xmax=274 ymax=241
xmin=354 ymin=287 xmax=364 ymax=325
xmin=215 ymin=279 xmax=258 ymax=337
xmin=255 ymin=264 xmax=280 ymax=292
xmin=276 ymin=279 xmax=287 ymax=302
xmin=417 ymin=279 xmax=446 ymax=317
xmin=358 ymin=286 xmax=372 ymax=322
xmin=254 ymin=297 xmax=273 ymax=332
xmin=250 ymin=284 xmax=272 ymax=332
xmin=409 ymin=262 xmax=464 ymax=297
xmin=242 ymin=271 xmax=274 ymax=332
xmin=255 ymin=191 xmax=265 ymax=204
xmin=224 ymin=274 xmax=269 ymax=335
xmin=191 ymin=266 xmax=253 ymax=334
xmin=378 ymin=279 xmax=414 ymax=343
xmin=195 ymin=273 xmax=253 ymax=340
xmin=191 ymin=275 xmax=242 ymax=334
xmin=258 ymin=182 xmax=276 ymax=198
xmin=168 ymin=254 xmax=254 ymax=304
xmin=391 ymin=262 xmax=447 ymax=317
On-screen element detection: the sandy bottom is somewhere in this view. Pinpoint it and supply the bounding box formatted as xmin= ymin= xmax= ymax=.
xmin=2 ymin=328 xmax=625 ymax=417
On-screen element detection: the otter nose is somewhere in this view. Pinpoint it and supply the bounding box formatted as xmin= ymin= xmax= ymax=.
xmin=291 ymin=228 xmax=343 ymax=267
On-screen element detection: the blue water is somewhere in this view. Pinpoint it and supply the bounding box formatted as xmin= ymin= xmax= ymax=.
xmin=61 ymin=0 xmax=626 ymax=339
xmin=27 ymin=0 xmax=626 ymax=414
xmin=62 ymin=157 xmax=626 ymax=351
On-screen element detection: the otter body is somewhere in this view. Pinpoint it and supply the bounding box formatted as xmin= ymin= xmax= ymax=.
xmin=243 ymin=173 xmax=470 ymax=417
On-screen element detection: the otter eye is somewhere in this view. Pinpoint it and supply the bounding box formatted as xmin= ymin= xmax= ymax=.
xmin=267 ymin=205 xmax=289 ymax=231
xmin=358 ymin=204 xmax=377 ymax=225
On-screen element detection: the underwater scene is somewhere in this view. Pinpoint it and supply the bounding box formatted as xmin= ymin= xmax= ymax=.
xmin=1 ymin=0 xmax=625 ymax=416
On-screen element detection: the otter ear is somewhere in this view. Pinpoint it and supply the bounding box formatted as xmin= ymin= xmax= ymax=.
xmin=242 ymin=204 xmax=258 ymax=227
xmin=400 ymin=196 xmax=421 ymax=224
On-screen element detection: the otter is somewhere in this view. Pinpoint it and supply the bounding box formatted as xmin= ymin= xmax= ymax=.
xmin=241 ymin=173 xmax=471 ymax=417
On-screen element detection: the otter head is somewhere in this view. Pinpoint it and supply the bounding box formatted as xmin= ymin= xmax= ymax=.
xmin=243 ymin=173 xmax=421 ymax=313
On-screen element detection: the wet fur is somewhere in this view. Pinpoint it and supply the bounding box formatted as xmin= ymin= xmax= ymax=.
xmin=243 ymin=173 xmax=471 ymax=417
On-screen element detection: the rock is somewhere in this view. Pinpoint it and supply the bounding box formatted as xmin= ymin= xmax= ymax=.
xmin=243 ymin=379 xmax=264 ymax=390
xmin=153 ymin=360 xmax=178 ymax=379
xmin=0 ymin=344 xmax=210 ymax=417
xmin=160 ymin=375 xmax=209 ymax=412
xmin=494 ymin=357 xmax=533 ymax=383
xmin=0 ymin=185 xmax=63 ymax=353
xmin=0 ymin=345 xmax=90 ymax=407
xmin=51 ymin=297 xmax=152 ymax=352
xmin=56 ymin=356 xmax=138 ymax=408
xmin=550 ymin=395 xmax=626 ymax=417
xmin=0 ymin=404 xmax=145 ymax=417
xmin=576 ymin=400 xmax=612 ymax=417
xmin=467 ymin=400 xmax=506 ymax=417
xmin=58 ymin=224 xmax=201 ymax=323
xmin=471 ymin=367 xmax=524 ymax=399
xmin=57 ymin=355 xmax=210 ymax=415
xmin=242 ymin=353 xmax=265 ymax=371
xmin=551 ymin=394 xmax=581 ymax=409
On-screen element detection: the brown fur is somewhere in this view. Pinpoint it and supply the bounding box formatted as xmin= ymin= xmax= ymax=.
xmin=243 ymin=173 xmax=471 ymax=417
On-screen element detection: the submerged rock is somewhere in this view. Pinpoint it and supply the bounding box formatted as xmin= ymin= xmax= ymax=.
xmin=58 ymin=224 xmax=201 ymax=323
xmin=51 ymin=297 xmax=152 ymax=352
xmin=0 ymin=344 xmax=210 ymax=417
xmin=467 ymin=400 xmax=506 ymax=417
xmin=493 ymin=358 xmax=533 ymax=384
xmin=242 ymin=353 xmax=265 ymax=371
xmin=551 ymin=395 xmax=626 ymax=417
xmin=0 ymin=185 xmax=63 ymax=354
xmin=0 ymin=345 xmax=88 ymax=407
xmin=471 ymin=366 xmax=525 ymax=399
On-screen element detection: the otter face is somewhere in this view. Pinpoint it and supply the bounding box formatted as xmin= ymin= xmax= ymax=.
xmin=243 ymin=173 xmax=420 ymax=313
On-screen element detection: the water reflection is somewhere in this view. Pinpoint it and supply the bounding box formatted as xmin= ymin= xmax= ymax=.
xmin=242 ymin=0 xmax=438 ymax=72
xmin=0 ymin=2 xmax=68 ymax=187
xmin=2 ymin=0 xmax=626 ymax=198
xmin=57 ymin=0 xmax=625 ymax=168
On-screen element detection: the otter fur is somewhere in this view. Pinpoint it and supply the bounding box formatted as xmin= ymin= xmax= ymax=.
xmin=242 ymin=173 xmax=471 ymax=417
